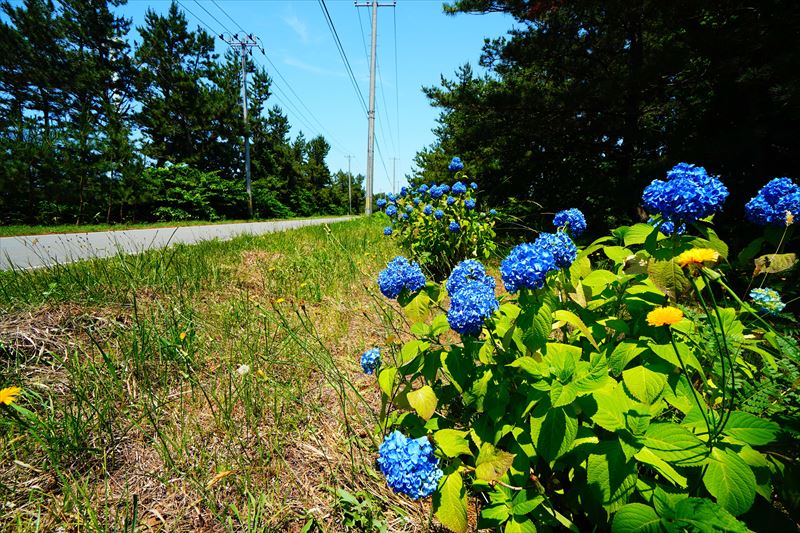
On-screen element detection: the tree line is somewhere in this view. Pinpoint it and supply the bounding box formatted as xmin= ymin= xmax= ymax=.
xmin=413 ymin=0 xmax=800 ymax=238
xmin=0 ymin=0 xmax=364 ymax=225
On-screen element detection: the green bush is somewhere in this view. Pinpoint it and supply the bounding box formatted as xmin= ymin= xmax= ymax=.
xmin=146 ymin=164 xmax=247 ymax=221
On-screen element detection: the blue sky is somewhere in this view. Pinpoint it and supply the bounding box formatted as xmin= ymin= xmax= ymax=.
xmin=115 ymin=0 xmax=515 ymax=192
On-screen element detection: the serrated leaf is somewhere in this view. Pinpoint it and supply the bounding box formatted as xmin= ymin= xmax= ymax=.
xmin=643 ymin=423 xmax=708 ymax=466
xmin=722 ymin=411 xmax=779 ymax=446
xmin=407 ymin=385 xmax=437 ymax=420
xmin=476 ymin=442 xmax=516 ymax=482
xmin=604 ymin=245 xmax=634 ymax=265
xmin=517 ymin=292 xmax=555 ymax=353
xmin=634 ymin=447 xmax=688 ymax=488
xmin=648 ymin=259 xmax=691 ymax=299
xmin=611 ymin=503 xmax=662 ymax=533
xmin=431 ymin=313 xmax=450 ymax=335
xmin=753 ymin=252 xmax=797 ymax=275
xmin=400 ymin=339 xmax=430 ymax=366
xmin=504 ymin=516 xmax=538 ymax=533
xmin=536 ymin=406 xmax=578 ymax=462
xmin=703 ymin=448 xmax=756 ymax=516
xmin=508 ymin=356 xmax=545 ymax=378
xmin=609 ymin=341 xmax=647 ymax=375
xmin=511 ymin=489 xmax=544 ymax=516
xmin=400 ymin=289 xmax=434 ymax=321
xmin=582 ymin=269 xmax=618 ymax=292
xmin=592 ymin=383 xmax=635 ymax=432
xmin=671 ymin=497 xmax=750 ymax=532
xmin=586 ymin=440 xmax=638 ymax=513
xmin=434 ymin=471 xmax=468 ymax=533
xmin=434 ymin=429 xmax=472 ymax=458
xmin=648 ymin=341 xmax=704 ymax=377
xmin=553 ymin=309 xmax=600 ymax=351
xmin=623 ymin=365 xmax=667 ymax=404
xmin=624 ymin=223 xmax=659 ymax=246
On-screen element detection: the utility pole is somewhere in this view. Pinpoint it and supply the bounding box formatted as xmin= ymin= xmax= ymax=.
xmin=356 ymin=0 xmax=395 ymax=215
xmin=390 ymin=157 xmax=399 ymax=194
xmin=345 ymin=155 xmax=355 ymax=215
xmin=222 ymin=33 xmax=260 ymax=218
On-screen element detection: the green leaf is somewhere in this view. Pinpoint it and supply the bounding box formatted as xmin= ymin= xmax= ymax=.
xmin=545 ymin=342 xmax=581 ymax=382
xmin=582 ymin=269 xmax=618 ymax=292
xmin=753 ymin=252 xmax=797 ymax=275
xmin=511 ymin=489 xmax=544 ymax=516
xmin=622 ymin=365 xmax=667 ymax=404
xmin=722 ymin=411 xmax=779 ymax=446
xmin=407 ymin=385 xmax=437 ymax=420
xmin=634 ymin=447 xmax=688 ymax=488
xmin=586 ymin=440 xmax=638 ymax=513
xmin=703 ymin=448 xmax=756 ymax=516
xmin=476 ymin=442 xmax=516 ymax=482
xmin=611 ymin=503 xmax=662 ymax=533
xmin=609 ymin=341 xmax=648 ymax=376
xmin=536 ymin=406 xmax=578 ymax=462
xmin=592 ymin=383 xmax=636 ymax=432
xmin=550 ymin=381 xmax=578 ymax=407
xmin=480 ymin=504 xmax=510 ymax=526
xmin=441 ymin=347 xmax=472 ymax=394
xmin=604 ymin=245 xmax=633 ymax=265
xmin=671 ymin=497 xmax=751 ymax=532
xmin=508 ymin=356 xmax=545 ymax=378
xmin=643 ymin=423 xmax=708 ymax=466
xmin=434 ymin=429 xmax=472 ymax=458
xmin=517 ymin=292 xmax=555 ymax=353
xmin=431 ymin=313 xmax=450 ymax=335
xmin=623 ymin=223 xmax=659 ymax=247
xmin=647 ymin=259 xmax=690 ymax=299
xmin=400 ymin=339 xmax=430 ymax=366
xmin=434 ymin=471 xmax=468 ymax=533
xmin=504 ymin=516 xmax=538 ymax=533
xmin=400 ymin=289 xmax=434 ymax=322
xmin=648 ymin=341 xmax=704 ymax=377
xmin=378 ymin=367 xmax=397 ymax=397
xmin=553 ymin=309 xmax=600 ymax=350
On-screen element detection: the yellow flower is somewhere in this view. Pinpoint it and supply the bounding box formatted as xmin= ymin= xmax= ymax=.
xmin=179 ymin=331 xmax=187 ymax=341
xmin=0 ymin=386 xmax=22 ymax=405
xmin=276 ymin=298 xmax=285 ymax=304
xmin=676 ymin=248 xmax=719 ymax=268
xmin=646 ymin=307 xmax=684 ymax=327
xmin=786 ymin=211 xmax=794 ymax=226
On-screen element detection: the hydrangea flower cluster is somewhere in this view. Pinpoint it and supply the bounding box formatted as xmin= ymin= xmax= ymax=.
xmin=750 ymin=288 xmax=786 ymax=315
xmin=434 ymin=209 xmax=444 ymax=220
xmin=447 ymin=280 xmax=499 ymax=336
xmin=452 ymin=182 xmax=467 ymax=195
xmin=642 ymin=163 xmax=729 ymax=224
xmin=745 ymin=177 xmax=800 ymax=226
xmin=383 ymin=226 xmax=392 ymax=236
xmin=537 ymin=231 xmax=578 ymax=269
xmin=377 ymin=431 xmax=443 ymax=500
xmin=501 ymin=241 xmax=556 ymax=293
xmin=378 ymin=256 xmax=427 ymax=299
xmin=553 ymin=208 xmax=587 ymax=237
xmin=446 ymin=259 xmax=496 ymax=297
xmin=448 ymin=156 xmax=464 ymax=172
xmin=430 ymin=186 xmax=444 ymax=199
xmin=386 ymin=204 xmax=398 ymax=217
xmin=377 ymin=198 xmax=387 ymax=209
xmin=360 ymin=348 xmax=381 ymax=374
xmin=449 ymin=220 xmax=460 ymax=233
xmin=470 ymin=182 xmax=478 ymax=191
xmin=424 ymin=204 xmax=433 ymax=215
xmin=465 ymin=198 xmax=476 ymax=210
xmin=648 ymin=217 xmax=686 ymax=236
xmin=447 ymin=196 xmax=456 ymax=206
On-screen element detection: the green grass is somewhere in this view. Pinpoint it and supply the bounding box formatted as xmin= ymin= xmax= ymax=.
xmin=0 ymin=217 xmax=417 ymax=531
xmin=0 ymin=215 xmax=350 ymax=238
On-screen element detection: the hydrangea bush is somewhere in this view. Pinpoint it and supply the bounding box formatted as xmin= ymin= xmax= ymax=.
xmin=377 ymin=157 xmax=498 ymax=280
xmin=359 ymin=163 xmax=797 ymax=532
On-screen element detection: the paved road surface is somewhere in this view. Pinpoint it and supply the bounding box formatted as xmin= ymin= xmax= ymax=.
xmin=0 ymin=217 xmax=354 ymax=271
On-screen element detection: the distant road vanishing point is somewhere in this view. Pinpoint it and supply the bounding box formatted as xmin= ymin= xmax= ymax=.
xmin=0 ymin=217 xmax=354 ymax=271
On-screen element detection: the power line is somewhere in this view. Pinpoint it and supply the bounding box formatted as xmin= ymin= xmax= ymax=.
xmin=393 ymin=7 xmax=401 ymax=184
xmin=175 ymin=0 xmax=218 ymax=37
xmin=318 ymin=0 xmax=368 ymax=114
xmin=193 ymin=0 xmax=233 ymax=36
xmin=210 ymin=0 xmax=247 ymax=35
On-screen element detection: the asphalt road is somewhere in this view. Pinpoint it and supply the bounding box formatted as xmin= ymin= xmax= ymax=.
xmin=0 ymin=217 xmax=354 ymax=271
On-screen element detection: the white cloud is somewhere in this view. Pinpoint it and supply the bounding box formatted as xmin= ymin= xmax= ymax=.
xmin=283 ymin=14 xmax=310 ymax=44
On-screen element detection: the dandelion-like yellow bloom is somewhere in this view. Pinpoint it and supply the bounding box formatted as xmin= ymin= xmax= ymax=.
xmin=646 ymin=307 xmax=684 ymax=327
xmin=676 ymin=248 xmax=720 ymax=268
xmin=786 ymin=211 xmax=794 ymax=226
xmin=275 ymin=298 xmax=285 ymax=304
xmin=179 ymin=331 xmax=187 ymax=341
xmin=0 ymin=386 xmax=22 ymax=405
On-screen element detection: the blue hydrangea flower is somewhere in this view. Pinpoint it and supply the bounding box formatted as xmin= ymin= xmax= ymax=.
xmin=449 ymin=220 xmax=460 ymax=233
xmin=750 ymin=288 xmax=786 ymax=315
xmin=446 ymin=259 xmax=496 ymax=297
xmin=400 ymin=186 xmax=408 ymax=197
xmin=430 ymin=186 xmax=444 ymax=199
xmin=448 ymin=157 xmax=464 ymax=172
xmin=385 ymin=205 xmax=398 ymax=217
xmin=642 ymin=163 xmax=729 ymax=223
xmin=413 ymin=197 xmax=421 ymax=206
xmin=553 ymin=208 xmax=587 ymax=237
xmin=377 ymin=198 xmax=387 ymax=209
xmin=452 ymin=182 xmax=467 ymax=195
xmin=424 ymin=204 xmax=433 ymax=215
xmin=447 ymin=196 xmax=456 ymax=206
xmin=377 ymin=431 xmax=443 ymax=500
xmin=465 ymin=198 xmax=476 ymax=210
xmin=489 ymin=209 xmax=497 ymax=216
xmin=470 ymin=182 xmax=478 ymax=191
xmin=745 ymin=178 xmax=800 ymax=226
xmin=360 ymin=348 xmax=381 ymax=374
xmin=418 ymin=184 xmax=429 ymax=194
xmin=406 ymin=205 xmax=413 ymax=213
xmin=648 ymin=216 xmax=686 ymax=236
xmin=501 ymin=242 xmax=557 ymax=293
xmin=448 ymin=281 xmax=499 ymax=336
xmin=434 ymin=209 xmax=444 ymax=220
xmin=378 ymin=256 xmax=427 ymax=299
xmin=440 ymin=184 xmax=451 ymax=194
xmin=388 ymin=193 xmax=396 ymax=202
xmin=383 ymin=227 xmax=393 ymax=236
xmin=537 ymin=231 xmax=577 ymax=269
xmin=401 ymin=213 xmax=409 ymax=221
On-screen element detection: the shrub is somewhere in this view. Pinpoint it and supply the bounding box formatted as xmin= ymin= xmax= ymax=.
xmin=362 ymin=163 xmax=797 ymax=532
